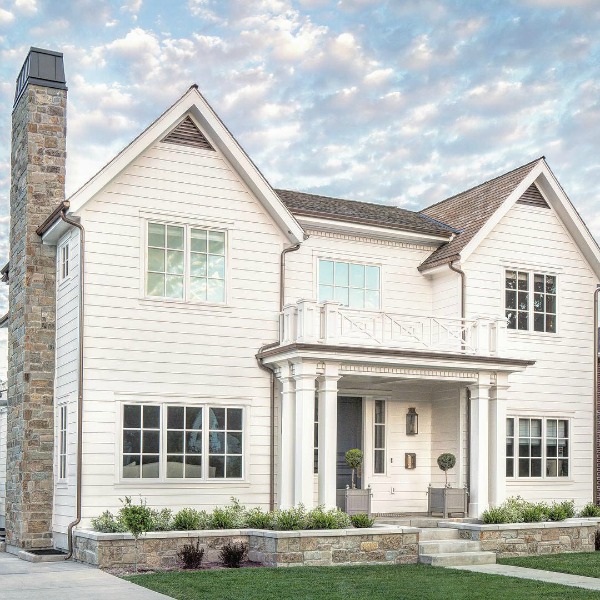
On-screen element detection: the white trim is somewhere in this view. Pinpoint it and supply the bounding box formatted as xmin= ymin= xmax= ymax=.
xmin=296 ymin=214 xmax=450 ymax=245
xmin=67 ymin=87 xmax=304 ymax=244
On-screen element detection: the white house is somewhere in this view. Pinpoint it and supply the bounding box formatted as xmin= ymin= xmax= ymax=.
xmin=1 ymin=47 xmax=599 ymax=553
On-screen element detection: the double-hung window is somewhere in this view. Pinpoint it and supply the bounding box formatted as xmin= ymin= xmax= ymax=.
xmin=122 ymin=403 xmax=244 ymax=480
xmin=318 ymin=259 xmax=380 ymax=310
xmin=505 ymin=270 xmax=557 ymax=333
xmin=146 ymin=221 xmax=226 ymax=303
xmin=506 ymin=417 xmax=569 ymax=478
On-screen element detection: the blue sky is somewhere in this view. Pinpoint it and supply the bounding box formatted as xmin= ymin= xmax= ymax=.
xmin=0 ymin=0 xmax=599 ymax=304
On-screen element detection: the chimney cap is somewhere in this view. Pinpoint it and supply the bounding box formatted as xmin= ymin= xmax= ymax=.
xmin=14 ymin=46 xmax=67 ymax=108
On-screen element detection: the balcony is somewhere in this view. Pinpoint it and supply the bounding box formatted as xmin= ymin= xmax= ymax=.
xmin=280 ymin=300 xmax=508 ymax=357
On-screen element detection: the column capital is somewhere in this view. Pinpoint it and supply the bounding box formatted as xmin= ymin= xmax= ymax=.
xmin=290 ymin=358 xmax=318 ymax=380
xmin=317 ymin=361 xmax=341 ymax=380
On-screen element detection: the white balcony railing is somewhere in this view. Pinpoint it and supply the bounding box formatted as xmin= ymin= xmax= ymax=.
xmin=280 ymin=300 xmax=508 ymax=357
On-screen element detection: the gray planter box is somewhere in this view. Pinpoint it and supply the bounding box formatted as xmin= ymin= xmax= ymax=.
xmin=427 ymin=486 xmax=468 ymax=518
xmin=336 ymin=488 xmax=372 ymax=516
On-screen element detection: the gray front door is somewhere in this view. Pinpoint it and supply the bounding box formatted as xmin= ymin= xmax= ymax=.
xmin=336 ymin=396 xmax=363 ymax=489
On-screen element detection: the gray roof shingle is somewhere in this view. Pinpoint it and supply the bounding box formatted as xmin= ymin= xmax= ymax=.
xmin=276 ymin=189 xmax=457 ymax=238
xmin=418 ymin=158 xmax=543 ymax=270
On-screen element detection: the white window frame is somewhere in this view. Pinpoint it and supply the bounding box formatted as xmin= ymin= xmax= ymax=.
xmin=317 ymin=257 xmax=382 ymax=311
xmin=373 ymin=399 xmax=386 ymax=475
xmin=506 ymin=416 xmax=570 ymax=480
xmin=144 ymin=219 xmax=229 ymax=306
xmin=58 ymin=240 xmax=70 ymax=283
xmin=505 ymin=268 xmax=558 ymax=334
xmin=119 ymin=402 xmax=246 ymax=483
xmin=58 ymin=404 xmax=67 ymax=481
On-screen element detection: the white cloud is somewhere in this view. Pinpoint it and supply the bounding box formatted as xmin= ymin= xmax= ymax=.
xmin=121 ymin=0 xmax=142 ymax=14
xmin=0 ymin=8 xmax=14 ymax=25
xmin=13 ymin=0 xmax=37 ymax=16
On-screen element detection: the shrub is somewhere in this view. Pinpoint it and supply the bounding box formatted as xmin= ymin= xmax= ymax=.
xmin=173 ymin=508 xmax=209 ymax=531
xmin=272 ymin=505 xmax=307 ymax=530
xmin=150 ymin=508 xmax=173 ymax=531
xmin=176 ymin=538 xmax=205 ymax=569
xmin=481 ymin=506 xmax=508 ymax=525
xmin=547 ymin=500 xmax=575 ymax=522
xmin=351 ymin=513 xmax=375 ymax=528
xmin=119 ymin=496 xmax=154 ymax=539
xmin=521 ymin=502 xmax=547 ymax=523
xmin=307 ymin=506 xmax=351 ymax=530
xmin=220 ymin=540 xmax=248 ymax=568
xmin=91 ymin=510 xmax=126 ymax=533
xmin=580 ymin=502 xmax=600 ymax=518
xmin=245 ymin=507 xmax=273 ymax=530
xmin=210 ymin=498 xmax=247 ymax=529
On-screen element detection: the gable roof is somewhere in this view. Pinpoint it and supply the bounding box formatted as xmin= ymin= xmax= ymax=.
xmin=276 ymin=189 xmax=457 ymax=239
xmin=418 ymin=158 xmax=542 ymax=270
xmin=67 ymin=86 xmax=304 ymax=244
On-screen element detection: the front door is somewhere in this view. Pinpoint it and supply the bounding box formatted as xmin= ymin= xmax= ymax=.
xmin=336 ymin=396 xmax=363 ymax=489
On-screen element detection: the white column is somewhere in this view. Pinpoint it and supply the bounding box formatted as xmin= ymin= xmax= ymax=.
xmin=488 ymin=373 xmax=509 ymax=507
xmin=468 ymin=374 xmax=492 ymax=517
xmin=276 ymin=362 xmax=295 ymax=508
xmin=292 ymin=360 xmax=317 ymax=507
xmin=317 ymin=363 xmax=340 ymax=508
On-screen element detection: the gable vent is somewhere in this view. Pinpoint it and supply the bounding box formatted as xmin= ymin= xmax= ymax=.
xmin=517 ymin=183 xmax=549 ymax=208
xmin=162 ymin=116 xmax=214 ymax=151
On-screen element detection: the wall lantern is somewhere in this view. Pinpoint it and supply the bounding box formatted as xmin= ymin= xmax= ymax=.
xmin=405 ymin=453 xmax=416 ymax=469
xmin=406 ymin=407 xmax=418 ymax=435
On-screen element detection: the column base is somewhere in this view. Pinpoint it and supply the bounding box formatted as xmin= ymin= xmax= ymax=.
xmin=468 ymin=502 xmax=487 ymax=518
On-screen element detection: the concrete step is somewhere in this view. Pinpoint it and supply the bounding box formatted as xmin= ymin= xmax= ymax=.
xmin=419 ymin=540 xmax=481 ymax=554
xmin=420 ymin=551 xmax=497 ymax=567
xmin=419 ymin=528 xmax=460 ymax=541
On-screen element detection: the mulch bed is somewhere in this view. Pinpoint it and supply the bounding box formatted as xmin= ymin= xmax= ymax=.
xmin=108 ymin=560 xmax=265 ymax=576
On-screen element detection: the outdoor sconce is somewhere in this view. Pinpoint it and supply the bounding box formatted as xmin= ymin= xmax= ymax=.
xmin=406 ymin=407 xmax=419 ymax=435
xmin=405 ymin=453 xmax=416 ymax=469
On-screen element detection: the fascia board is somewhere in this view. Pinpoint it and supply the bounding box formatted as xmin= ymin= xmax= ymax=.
xmin=296 ymin=214 xmax=450 ymax=245
xmin=459 ymin=161 xmax=545 ymax=264
xmin=67 ymin=88 xmax=304 ymax=245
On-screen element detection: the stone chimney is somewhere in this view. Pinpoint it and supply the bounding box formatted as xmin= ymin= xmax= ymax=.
xmin=6 ymin=48 xmax=67 ymax=550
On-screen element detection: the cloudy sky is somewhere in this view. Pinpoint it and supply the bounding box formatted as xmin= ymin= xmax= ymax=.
xmin=0 ymin=0 xmax=599 ymax=310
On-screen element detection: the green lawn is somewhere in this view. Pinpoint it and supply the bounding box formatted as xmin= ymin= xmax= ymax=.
xmin=500 ymin=552 xmax=600 ymax=579
xmin=125 ymin=563 xmax=600 ymax=600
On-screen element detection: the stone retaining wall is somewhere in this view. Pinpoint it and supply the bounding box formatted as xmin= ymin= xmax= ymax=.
xmin=73 ymin=527 xmax=419 ymax=570
xmin=443 ymin=518 xmax=600 ymax=558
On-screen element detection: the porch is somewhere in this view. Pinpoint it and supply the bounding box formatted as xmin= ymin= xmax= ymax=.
xmin=259 ymin=340 xmax=534 ymax=518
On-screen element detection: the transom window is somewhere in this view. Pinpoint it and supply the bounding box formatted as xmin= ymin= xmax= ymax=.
xmin=505 ymin=270 xmax=556 ymax=333
xmin=146 ymin=221 xmax=226 ymax=303
xmin=122 ymin=403 xmax=244 ymax=480
xmin=318 ymin=259 xmax=380 ymax=309
xmin=506 ymin=417 xmax=568 ymax=478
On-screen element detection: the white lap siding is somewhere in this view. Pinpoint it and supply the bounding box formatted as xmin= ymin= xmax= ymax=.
xmin=465 ymin=201 xmax=597 ymax=507
xmin=53 ymin=229 xmax=80 ymax=547
xmin=76 ymin=142 xmax=286 ymax=524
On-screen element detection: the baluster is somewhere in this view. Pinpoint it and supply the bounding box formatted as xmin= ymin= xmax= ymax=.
xmin=296 ymin=299 xmax=318 ymax=343
xmin=322 ymin=301 xmax=340 ymax=345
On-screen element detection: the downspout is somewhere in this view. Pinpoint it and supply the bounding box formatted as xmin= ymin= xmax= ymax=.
xmin=594 ymin=285 xmax=600 ymax=505
xmin=257 ymin=243 xmax=302 ymax=511
xmin=449 ymin=260 xmax=469 ymax=494
xmin=61 ymin=209 xmax=85 ymax=560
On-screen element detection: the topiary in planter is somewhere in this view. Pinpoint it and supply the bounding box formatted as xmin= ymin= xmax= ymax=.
xmin=437 ymin=453 xmax=456 ymax=487
xmin=345 ymin=448 xmax=363 ymax=489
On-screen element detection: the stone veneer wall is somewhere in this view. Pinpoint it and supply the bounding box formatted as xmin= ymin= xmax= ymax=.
xmin=445 ymin=519 xmax=600 ymax=557
xmin=6 ymin=81 xmax=66 ymax=549
xmin=73 ymin=527 xmax=419 ymax=570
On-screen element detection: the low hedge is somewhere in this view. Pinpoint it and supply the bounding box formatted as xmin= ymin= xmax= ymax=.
xmin=92 ymin=497 xmax=366 ymax=533
xmin=481 ymin=496 xmax=576 ymax=524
